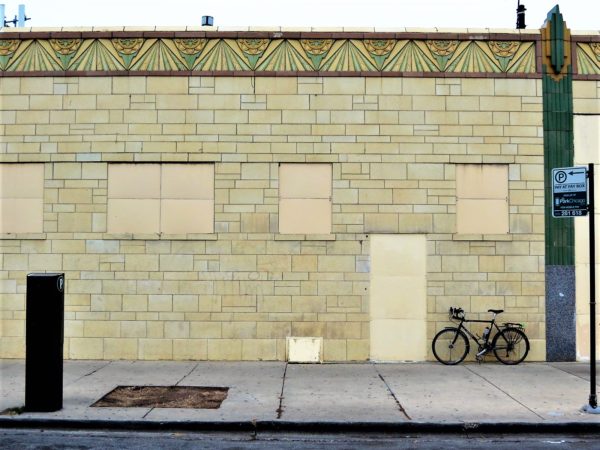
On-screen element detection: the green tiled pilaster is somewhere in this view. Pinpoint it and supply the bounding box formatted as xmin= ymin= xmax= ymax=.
xmin=543 ymin=67 xmax=574 ymax=266
xmin=542 ymin=5 xmax=576 ymax=361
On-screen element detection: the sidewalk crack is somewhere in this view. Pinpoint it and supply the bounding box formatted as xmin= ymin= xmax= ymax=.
xmin=464 ymin=365 xmax=545 ymax=420
xmin=374 ymin=365 xmax=411 ymax=420
xmin=276 ymin=362 xmax=288 ymax=419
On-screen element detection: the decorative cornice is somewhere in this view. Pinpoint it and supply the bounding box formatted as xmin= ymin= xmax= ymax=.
xmin=0 ymin=30 xmax=597 ymax=77
xmin=0 ymin=31 xmax=539 ymax=76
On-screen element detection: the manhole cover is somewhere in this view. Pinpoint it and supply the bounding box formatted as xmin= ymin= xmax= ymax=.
xmin=91 ymin=386 xmax=229 ymax=409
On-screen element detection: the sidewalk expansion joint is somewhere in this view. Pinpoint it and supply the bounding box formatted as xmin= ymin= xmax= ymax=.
xmin=549 ymin=363 xmax=598 ymax=384
xmin=374 ymin=367 xmax=411 ymax=421
xmin=140 ymin=362 xmax=201 ymax=419
xmin=276 ymin=362 xmax=288 ymax=419
xmin=464 ymin=365 xmax=545 ymax=420
xmin=175 ymin=362 xmax=200 ymax=386
xmin=74 ymin=361 xmax=112 ymax=384
xmin=141 ymin=406 xmax=153 ymax=419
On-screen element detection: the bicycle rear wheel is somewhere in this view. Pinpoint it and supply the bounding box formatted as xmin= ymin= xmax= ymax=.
xmin=492 ymin=327 xmax=529 ymax=365
xmin=432 ymin=328 xmax=469 ymax=365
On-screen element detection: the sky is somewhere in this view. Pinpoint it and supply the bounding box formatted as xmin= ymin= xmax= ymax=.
xmin=0 ymin=0 xmax=598 ymax=31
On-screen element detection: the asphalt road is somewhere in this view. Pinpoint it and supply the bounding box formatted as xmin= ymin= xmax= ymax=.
xmin=1 ymin=429 xmax=599 ymax=449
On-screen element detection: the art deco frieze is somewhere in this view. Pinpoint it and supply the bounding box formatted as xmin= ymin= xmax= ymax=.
xmin=0 ymin=35 xmax=539 ymax=75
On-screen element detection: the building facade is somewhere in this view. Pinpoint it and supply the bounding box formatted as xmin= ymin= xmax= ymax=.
xmin=1 ymin=8 xmax=599 ymax=361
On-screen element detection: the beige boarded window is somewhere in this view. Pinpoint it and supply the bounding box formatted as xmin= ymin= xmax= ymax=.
xmin=0 ymin=164 xmax=44 ymax=234
xmin=108 ymin=164 xmax=214 ymax=234
xmin=456 ymin=164 xmax=509 ymax=234
xmin=279 ymin=163 xmax=332 ymax=234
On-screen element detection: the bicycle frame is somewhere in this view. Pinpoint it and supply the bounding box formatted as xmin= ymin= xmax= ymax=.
xmin=450 ymin=313 xmax=504 ymax=349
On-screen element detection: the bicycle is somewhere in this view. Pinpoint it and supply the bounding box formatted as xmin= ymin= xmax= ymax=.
xmin=432 ymin=307 xmax=530 ymax=365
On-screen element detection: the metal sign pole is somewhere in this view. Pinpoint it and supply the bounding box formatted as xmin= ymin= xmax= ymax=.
xmin=589 ymin=163 xmax=597 ymax=409
xmin=554 ymin=164 xmax=598 ymax=413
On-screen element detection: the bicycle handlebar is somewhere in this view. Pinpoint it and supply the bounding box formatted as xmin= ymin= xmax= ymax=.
xmin=449 ymin=307 xmax=465 ymax=320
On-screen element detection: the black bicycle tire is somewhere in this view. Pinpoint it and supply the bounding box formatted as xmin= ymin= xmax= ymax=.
xmin=492 ymin=327 xmax=530 ymax=365
xmin=432 ymin=328 xmax=470 ymax=365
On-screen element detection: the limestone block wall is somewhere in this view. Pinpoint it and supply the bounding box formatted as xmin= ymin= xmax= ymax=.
xmin=0 ymin=74 xmax=546 ymax=361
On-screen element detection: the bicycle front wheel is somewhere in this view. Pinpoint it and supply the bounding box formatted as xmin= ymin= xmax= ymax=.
xmin=492 ymin=327 xmax=530 ymax=365
xmin=432 ymin=328 xmax=469 ymax=365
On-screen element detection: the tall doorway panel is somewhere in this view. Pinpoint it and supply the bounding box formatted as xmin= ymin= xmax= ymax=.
xmin=370 ymin=235 xmax=427 ymax=361
xmin=574 ymin=115 xmax=600 ymax=360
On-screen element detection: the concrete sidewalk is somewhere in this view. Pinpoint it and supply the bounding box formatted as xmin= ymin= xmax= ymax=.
xmin=1 ymin=360 xmax=600 ymax=431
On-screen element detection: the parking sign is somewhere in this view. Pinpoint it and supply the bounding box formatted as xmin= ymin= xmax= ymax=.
xmin=552 ymin=166 xmax=588 ymax=217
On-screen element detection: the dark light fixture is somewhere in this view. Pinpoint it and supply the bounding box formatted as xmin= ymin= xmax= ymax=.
xmin=516 ymin=1 xmax=526 ymax=29
xmin=202 ymin=16 xmax=214 ymax=27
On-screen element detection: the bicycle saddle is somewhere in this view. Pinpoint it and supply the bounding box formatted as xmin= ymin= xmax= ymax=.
xmin=488 ymin=309 xmax=504 ymax=314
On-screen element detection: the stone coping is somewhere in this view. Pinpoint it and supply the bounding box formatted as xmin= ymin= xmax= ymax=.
xmin=0 ymin=26 xmax=597 ymax=35
xmin=0 ymin=30 xmax=542 ymax=40
xmin=0 ymin=26 xmax=543 ymax=33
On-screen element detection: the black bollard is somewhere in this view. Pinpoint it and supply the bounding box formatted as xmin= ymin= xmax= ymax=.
xmin=25 ymin=273 xmax=65 ymax=412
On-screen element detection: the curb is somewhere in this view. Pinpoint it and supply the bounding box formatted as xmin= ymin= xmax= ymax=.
xmin=1 ymin=418 xmax=600 ymax=434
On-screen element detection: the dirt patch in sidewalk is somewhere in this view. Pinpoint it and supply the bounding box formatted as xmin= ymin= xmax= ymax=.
xmin=0 ymin=406 xmax=25 ymax=416
xmin=91 ymin=386 xmax=229 ymax=409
